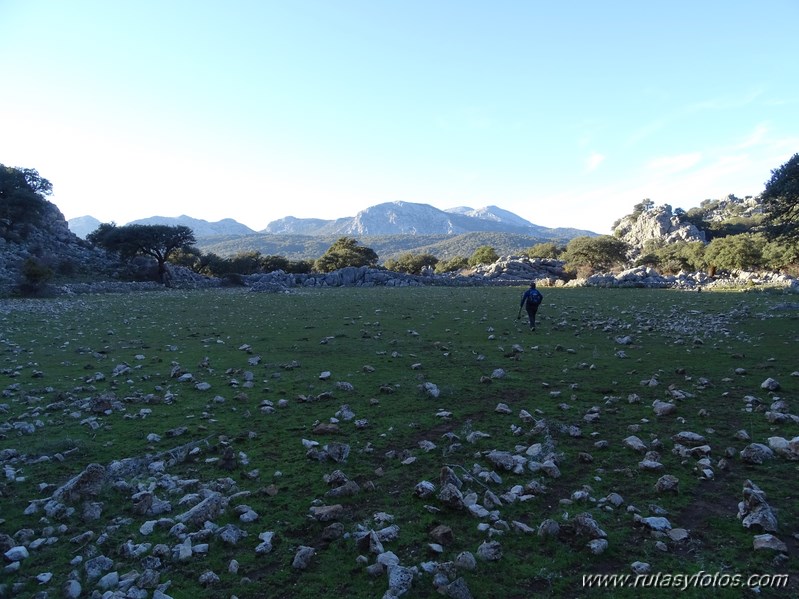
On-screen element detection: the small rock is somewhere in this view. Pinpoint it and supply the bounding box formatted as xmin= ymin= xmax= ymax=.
xmin=740 ymin=443 xmax=775 ymax=465
xmin=587 ymin=538 xmax=608 ymax=554
xmin=3 ymin=546 xmax=29 ymax=562
xmin=429 ymin=525 xmax=453 ymax=545
xmin=292 ymin=546 xmax=315 ymax=570
xmin=753 ymin=534 xmax=787 ymax=552
xmin=198 ymin=570 xmax=220 ymax=586
xmin=454 ymin=551 xmax=476 ymax=570
xmin=623 ymin=436 xmax=647 ymax=452
xmin=445 ymin=577 xmax=473 ymax=599
xmin=668 ymin=528 xmax=689 ymax=542
xmin=309 ymin=504 xmax=344 ymax=522
xmin=636 ymin=515 xmax=672 ymax=532
xmin=388 ymin=564 xmax=415 ymax=596
xmin=652 ymin=400 xmax=677 ymax=416
xmin=537 ymin=519 xmax=561 ymax=539
xmin=476 ymin=540 xmax=502 ymax=561
xmin=655 ymin=475 xmax=680 ymax=494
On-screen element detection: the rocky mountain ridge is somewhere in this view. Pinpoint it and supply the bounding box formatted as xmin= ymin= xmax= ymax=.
xmin=69 ymin=202 xmax=594 ymax=239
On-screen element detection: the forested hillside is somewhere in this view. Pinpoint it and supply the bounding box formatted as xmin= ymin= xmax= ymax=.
xmin=194 ymin=231 xmax=579 ymax=262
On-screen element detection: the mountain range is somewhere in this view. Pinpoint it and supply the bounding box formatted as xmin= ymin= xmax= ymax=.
xmin=67 ymin=201 xmax=595 ymax=239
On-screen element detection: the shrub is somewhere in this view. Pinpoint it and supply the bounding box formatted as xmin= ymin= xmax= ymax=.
xmin=468 ymin=245 xmax=499 ymax=267
xmin=435 ymin=256 xmax=469 ymax=273
xmin=15 ymin=257 xmax=54 ymax=296
xmin=526 ymin=242 xmax=563 ymax=259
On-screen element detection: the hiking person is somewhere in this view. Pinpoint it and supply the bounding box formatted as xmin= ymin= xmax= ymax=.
xmin=518 ymin=281 xmax=543 ymax=330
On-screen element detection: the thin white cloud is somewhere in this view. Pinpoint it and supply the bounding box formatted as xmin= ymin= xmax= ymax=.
xmin=685 ymin=89 xmax=763 ymax=114
xmin=736 ymin=124 xmax=769 ymax=149
xmin=625 ymin=118 xmax=668 ymax=147
xmin=646 ymin=152 xmax=702 ymax=174
xmin=585 ymin=151 xmax=605 ymax=173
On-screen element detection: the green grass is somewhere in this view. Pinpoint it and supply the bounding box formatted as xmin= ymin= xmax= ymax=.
xmin=0 ymin=286 xmax=797 ymax=598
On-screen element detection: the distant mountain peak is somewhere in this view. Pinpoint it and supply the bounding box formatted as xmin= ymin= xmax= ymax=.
xmin=67 ymin=215 xmax=102 ymax=239
xmin=71 ymin=201 xmax=598 ymax=242
xmin=262 ymin=200 xmax=594 ymax=238
xmin=126 ymin=215 xmax=256 ymax=237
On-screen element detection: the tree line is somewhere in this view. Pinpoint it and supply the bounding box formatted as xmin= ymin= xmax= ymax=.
xmin=2 ymin=153 xmax=798 ymax=291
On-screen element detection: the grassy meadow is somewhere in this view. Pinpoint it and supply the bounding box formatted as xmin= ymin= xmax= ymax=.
xmin=0 ymin=286 xmax=797 ymax=598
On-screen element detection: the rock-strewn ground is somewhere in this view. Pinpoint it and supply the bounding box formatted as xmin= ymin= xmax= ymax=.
xmin=1 ymin=287 xmax=797 ymax=598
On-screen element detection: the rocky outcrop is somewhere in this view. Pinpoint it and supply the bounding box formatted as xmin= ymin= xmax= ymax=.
xmin=697 ymin=194 xmax=763 ymax=223
xmin=613 ymin=204 xmax=705 ymax=255
xmin=0 ymin=200 xmax=121 ymax=296
xmin=570 ymin=266 xmax=798 ymax=291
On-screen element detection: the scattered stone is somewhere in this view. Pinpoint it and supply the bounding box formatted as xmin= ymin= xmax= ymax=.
xmin=3 ymin=546 xmax=29 ymax=562
xmin=639 ymin=459 xmax=664 ymax=472
xmin=672 ymin=431 xmax=706 ymax=446
xmin=740 ymin=443 xmax=775 ymax=465
xmin=430 ymin=525 xmax=453 ymax=546
xmin=255 ymin=531 xmax=275 ymax=554
xmin=414 ymin=481 xmax=436 ymax=498
xmin=292 ymin=546 xmax=315 ymax=570
xmin=438 ymin=483 xmax=465 ymax=510
xmin=752 ymin=534 xmax=787 ymax=552
xmin=476 ymin=540 xmax=502 ymax=561
xmin=537 ymin=519 xmax=561 ymax=539
xmin=587 ymin=538 xmax=608 ymax=554
xmin=198 ymin=570 xmax=220 ymax=586
xmin=654 ymin=475 xmax=679 ymax=494
xmin=388 ymin=564 xmax=415 ymax=596
xmin=571 ymin=513 xmax=607 ymax=539
xmin=767 ymin=436 xmax=799 ymax=460
xmin=63 ymin=580 xmax=82 ymax=598
xmin=635 ymin=515 xmax=672 ymax=532
xmin=652 ymin=400 xmax=676 ymax=416
xmin=738 ymin=480 xmax=778 ymax=532
xmin=445 ymin=577 xmax=473 ymax=599
xmin=175 ymin=492 xmax=225 ymax=526
xmin=309 ymin=504 xmax=344 ymax=522
xmin=52 ymin=463 xmax=106 ymax=503
xmin=667 ymin=528 xmax=689 ymax=542
xmin=97 ymin=570 xmax=120 ymax=591
xmin=454 ymin=551 xmax=477 ymax=571
xmin=623 ymin=436 xmax=647 ymax=452
xmin=421 ymin=382 xmax=440 ymax=398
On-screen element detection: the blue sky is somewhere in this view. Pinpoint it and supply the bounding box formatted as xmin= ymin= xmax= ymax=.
xmin=1 ymin=1 xmax=797 ymax=234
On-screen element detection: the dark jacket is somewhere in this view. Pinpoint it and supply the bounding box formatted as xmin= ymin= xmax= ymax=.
xmin=521 ymin=288 xmax=543 ymax=308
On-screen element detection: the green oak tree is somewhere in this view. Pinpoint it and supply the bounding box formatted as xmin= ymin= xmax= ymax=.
xmin=762 ymin=153 xmax=799 ymax=244
xmin=562 ymin=235 xmax=630 ymax=273
xmin=314 ymin=237 xmax=378 ymax=273
xmin=88 ymin=223 xmax=196 ymax=285
xmin=468 ymin=245 xmax=499 ymax=267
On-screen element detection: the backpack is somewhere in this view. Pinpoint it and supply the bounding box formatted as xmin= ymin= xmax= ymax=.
xmin=527 ymin=289 xmax=542 ymax=306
